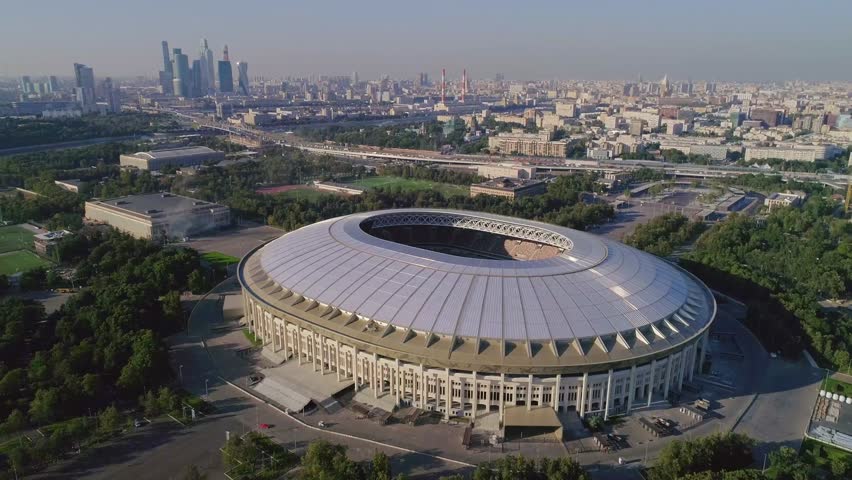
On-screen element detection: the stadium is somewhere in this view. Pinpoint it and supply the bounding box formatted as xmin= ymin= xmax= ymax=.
xmin=238 ymin=209 xmax=716 ymax=425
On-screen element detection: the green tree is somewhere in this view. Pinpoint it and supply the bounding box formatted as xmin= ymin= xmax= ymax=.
xmin=98 ymin=405 xmax=122 ymax=434
xmin=651 ymin=432 xmax=755 ymax=480
xmin=370 ymin=451 xmax=392 ymax=480
xmin=29 ymin=387 xmax=62 ymax=425
xmin=162 ymin=290 xmax=184 ymax=327
xmin=117 ymin=330 xmax=166 ymax=394
xmin=301 ymin=440 xmax=367 ymax=480
xmin=0 ymin=408 xmax=28 ymax=434
xmin=830 ymin=455 xmax=850 ymax=479
xmin=188 ymin=269 xmax=207 ymax=294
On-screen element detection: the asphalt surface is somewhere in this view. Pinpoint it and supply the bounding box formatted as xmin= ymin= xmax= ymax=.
xmin=50 ymin=279 xmax=470 ymax=480
xmin=0 ymin=135 xmax=141 ymax=156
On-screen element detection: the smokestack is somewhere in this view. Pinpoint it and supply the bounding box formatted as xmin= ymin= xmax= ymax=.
xmin=441 ymin=68 xmax=446 ymax=104
xmin=462 ymin=69 xmax=467 ymax=103
xmin=223 ymin=45 xmax=230 ymax=62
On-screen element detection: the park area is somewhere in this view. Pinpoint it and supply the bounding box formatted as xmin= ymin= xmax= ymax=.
xmin=255 ymin=184 xmax=339 ymax=201
xmin=344 ymin=176 xmax=469 ymax=197
xmin=0 ymin=224 xmax=52 ymax=275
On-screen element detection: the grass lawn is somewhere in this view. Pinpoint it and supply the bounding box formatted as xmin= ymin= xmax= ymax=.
xmin=346 ymin=176 xmax=469 ymax=197
xmin=243 ymin=328 xmax=262 ymax=347
xmin=200 ymin=251 xmax=241 ymax=267
xmin=0 ymin=225 xmax=36 ymax=253
xmin=0 ymin=250 xmax=51 ymax=275
xmin=822 ymin=376 xmax=851 ymax=395
xmin=800 ymin=437 xmax=851 ymax=471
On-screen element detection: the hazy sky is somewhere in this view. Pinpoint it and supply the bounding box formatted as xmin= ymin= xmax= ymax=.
xmin=2 ymin=0 xmax=851 ymax=81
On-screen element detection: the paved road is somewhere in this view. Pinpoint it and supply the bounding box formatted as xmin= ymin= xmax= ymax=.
xmin=0 ymin=135 xmax=142 ymax=156
xmin=56 ymin=279 xmax=469 ymax=480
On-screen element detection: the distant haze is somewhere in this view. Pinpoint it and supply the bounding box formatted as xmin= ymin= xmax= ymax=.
xmin=2 ymin=0 xmax=851 ymax=81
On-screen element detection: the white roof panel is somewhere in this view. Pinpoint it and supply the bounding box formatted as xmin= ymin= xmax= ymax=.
xmin=256 ymin=209 xmax=713 ymax=343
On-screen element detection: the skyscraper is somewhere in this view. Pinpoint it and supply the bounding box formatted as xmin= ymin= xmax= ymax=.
xmin=160 ymin=41 xmax=174 ymax=94
xmin=171 ymin=48 xmax=190 ymax=98
xmin=73 ymin=63 xmax=96 ymax=110
xmin=102 ymin=77 xmax=120 ymax=113
xmin=218 ymin=45 xmax=233 ymax=93
xmin=199 ymin=38 xmax=215 ymax=94
xmin=191 ymin=59 xmax=203 ymax=98
xmin=237 ymin=61 xmax=249 ymax=96
xmin=48 ymin=76 xmax=59 ymax=93
xmin=19 ymin=76 xmax=33 ymax=94
xmin=161 ymin=41 xmax=172 ymax=74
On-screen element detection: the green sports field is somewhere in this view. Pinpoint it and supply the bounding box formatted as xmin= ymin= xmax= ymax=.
xmin=0 ymin=225 xmax=36 ymax=253
xmin=345 ymin=176 xmax=469 ymax=197
xmin=201 ymin=251 xmax=241 ymax=267
xmin=0 ymin=250 xmax=51 ymax=276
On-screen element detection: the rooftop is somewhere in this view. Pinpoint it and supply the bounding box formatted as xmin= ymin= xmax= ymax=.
xmin=474 ymin=177 xmax=545 ymax=191
xmin=88 ymin=192 xmax=222 ymax=216
xmin=249 ymin=209 xmax=715 ymax=345
xmin=129 ymin=146 xmax=218 ymax=160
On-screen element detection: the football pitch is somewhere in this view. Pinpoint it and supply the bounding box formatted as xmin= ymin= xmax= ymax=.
xmin=0 ymin=225 xmax=36 ymax=253
xmin=0 ymin=250 xmax=51 ymax=276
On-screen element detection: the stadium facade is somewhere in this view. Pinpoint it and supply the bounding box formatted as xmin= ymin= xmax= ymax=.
xmin=239 ymin=209 xmax=715 ymax=422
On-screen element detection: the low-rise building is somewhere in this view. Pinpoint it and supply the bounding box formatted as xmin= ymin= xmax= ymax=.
xmin=85 ymin=192 xmax=230 ymax=242
xmin=477 ymin=164 xmax=537 ymax=180
xmin=470 ymin=177 xmax=547 ymax=200
xmin=33 ymin=230 xmax=72 ymax=257
xmin=764 ymin=191 xmax=807 ymax=210
xmin=487 ymin=129 xmax=568 ymax=157
xmin=745 ymin=145 xmax=841 ymax=163
xmin=54 ymin=179 xmax=83 ymax=193
xmin=120 ymin=146 xmax=225 ymax=171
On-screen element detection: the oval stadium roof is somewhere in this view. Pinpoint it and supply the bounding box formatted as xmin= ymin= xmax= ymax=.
xmin=250 ymin=209 xmax=714 ymax=352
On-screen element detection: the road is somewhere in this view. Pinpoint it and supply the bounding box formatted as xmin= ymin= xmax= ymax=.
xmin=0 ymin=135 xmax=142 ymax=156
xmin=49 ymin=279 xmax=470 ymax=480
xmin=165 ymin=109 xmax=849 ymax=187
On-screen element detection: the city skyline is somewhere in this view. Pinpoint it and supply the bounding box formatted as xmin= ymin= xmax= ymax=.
xmin=2 ymin=0 xmax=852 ymax=81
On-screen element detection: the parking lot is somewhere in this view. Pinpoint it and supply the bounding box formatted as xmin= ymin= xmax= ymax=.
xmin=176 ymin=222 xmax=283 ymax=259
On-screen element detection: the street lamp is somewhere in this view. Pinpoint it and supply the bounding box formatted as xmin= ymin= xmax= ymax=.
xmin=179 ymin=364 xmax=184 ymax=383
xmin=205 ymin=378 xmax=209 ymax=398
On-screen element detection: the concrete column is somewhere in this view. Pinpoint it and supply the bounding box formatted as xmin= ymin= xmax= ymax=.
xmin=604 ymin=369 xmax=613 ymax=420
xmin=526 ymin=374 xmax=533 ymax=411
xmin=420 ymin=364 xmax=426 ymax=408
xmin=499 ymin=374 xmax=506 ymax=423
xmin=663 ymin=356 xmax=673 ymax=399
xmin=699 ymin=333 xmax=709 ymax=374
xmin=296 ymin=327 xmax=303 ymax=365
xmin=677 ymin=351 xmax=686 ymax=391
xmin=688 ymin=344 xmax=697 ymax=382
xmin=579 ymin=373 xmax=588 ymax=417
xmin=554 ymin=374 xmax=561 ymax=412
xmin=282 ymin=321 xmax=290 ymax=360
xmin=373 ymin=353 xmax=379 ymax=398
xmin=472 ymin=372 xmax=478 ymax=420
xmin=353 ymin=348 xmax=360 ymax=389
xmin=311 ymin=334 xmax=318 ymax=371
xmin=318 ymin=335 xmax=325 ymax=374
xmin=395 ymin=359 xmax=401 ymax=406
xmin=445 ymin=368 xmax=451 ymax=419
xmin=627 ymin=365 xmax=637 ymax=412
xmin=335 ymin=341 xmax=341 ymax=381
xmin=647 ymin=359 xmax=657 ymax=407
